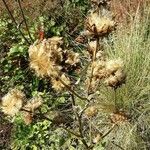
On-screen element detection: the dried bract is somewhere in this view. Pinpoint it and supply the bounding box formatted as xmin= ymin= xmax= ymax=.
xmin=22 ymin=96 xmax=43 ymax=125
xmin=23 ymin=112 xmax=33 ymax=125
xmin=88 ymin=40 xmax=97 ymax=55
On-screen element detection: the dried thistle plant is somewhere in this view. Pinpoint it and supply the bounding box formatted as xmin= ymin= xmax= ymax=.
xmin=28 ymin=36 xmax=80 ymax=92
xmin=1 ymin=0 xmax=149 ymax=149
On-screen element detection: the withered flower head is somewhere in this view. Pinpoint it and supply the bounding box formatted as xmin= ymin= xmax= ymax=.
xmin=104 ymin=69 xmax=126 ymax=88
xmin=1 ymin=89 xmax=24 ymax=116
xmin=28 ymin=37 xmax=63 ymax=77
xmin=51 ymin=74 xmax=71 ymax=91
xmin=23 ymin=112 xmax=32 ymax=125
xmin=85 ymin=105 xmax=98 ymax=118
xmin=85 ymin=12 xmax=115 ymax=36
xmin=105 ymin=59 xmax=124 ymax=75
xmin=22 ymin=96 xmax=42 ymax=125
xmin=110 ymin=112 xmax=128 ymax=124
xmin=104 ymin=75 xmax=118 ymax=87
xmin=23 ymin=96 xmax=43 ymax=112
xmin=65 ymin=50 xmax=80 ymax=66
xmin=92 ymin=60 xmax=107 ymax=79
xmin=88 ymin=40 xmax=97 ymax=54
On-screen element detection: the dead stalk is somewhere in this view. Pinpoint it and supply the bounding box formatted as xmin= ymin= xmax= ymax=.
xmin=87 ymin=36 xmax=100 ymax=95
xmin=58 ymin=77 xmax=89 ymax=101
xmin=70 ymin=94 xmax=90 ymax=149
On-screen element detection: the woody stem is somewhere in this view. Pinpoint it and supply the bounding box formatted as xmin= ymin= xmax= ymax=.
xmin=87 ymin=36 xmax=100 ymax=95
xmin=58 ymin=77 xmax=89 ymax=101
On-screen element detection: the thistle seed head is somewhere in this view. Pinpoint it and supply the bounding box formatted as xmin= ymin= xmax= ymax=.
xmin=1 ymin=89 xmax=24 ymax=116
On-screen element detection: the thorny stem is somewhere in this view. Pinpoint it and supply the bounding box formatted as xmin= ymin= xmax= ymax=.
xmin=80 ymin=102 xmax=90 ymax=117
xmin=18 ymin=0 xmax=34 ymax=43
xmin=1 ymin=0 xmax=30 ymax=45
xmin=61 ymin=126 xmax=81 ymax=138
xmin=70 ymin=94 xmax=90 ymax=149
xmin=75 ymin=62 xmax=90 ymax=85
xmin=111 ymin=141 xmax=125 ymax=150
xmin=87 ymin=36 xmax=100 ymax=95
xmin=101 ymin=123 xmax=116 ymax=139
xmin=78 ymin=114 xmax=89 ymax=149
xmin=58 ymin=77 xmax=89 ymax=101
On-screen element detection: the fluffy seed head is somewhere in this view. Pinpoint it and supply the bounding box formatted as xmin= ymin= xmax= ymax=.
xmin=1 ymin=89 xmax=24 ymax=116
xmin=105 ymin=59 xmax=124 ymax=75
xmin=85 ymin=106 xmax=98 ymax=118
xmin=28 ymin=37 xmax=63 ymax=77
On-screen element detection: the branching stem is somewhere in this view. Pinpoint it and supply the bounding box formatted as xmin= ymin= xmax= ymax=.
xmin=58 ymin=77 xmax=89 ymax=101
xmin=70 ymin=94 xmax=90 ymax=149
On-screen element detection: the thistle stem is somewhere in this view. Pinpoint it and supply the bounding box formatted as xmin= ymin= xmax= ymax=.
xmin=101 ymin=124 xmax=116 ymax=139
xmin=61 ymin=126 xmax=81 ymax=138
xmin=70 ymin=94 xmax=90 ymax=149
xmin=87 ymin=36 xmax=100 ymax=95
xmin=58 ymin=77 xmax=89 ymax=101
xmin=114 ymin=88 xmax=118 ymax=111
